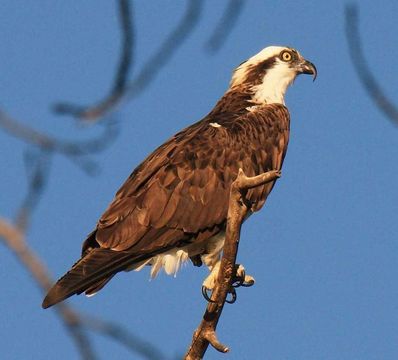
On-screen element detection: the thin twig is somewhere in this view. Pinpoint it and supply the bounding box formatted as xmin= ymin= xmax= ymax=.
xmin=184 ymin=169 xmax=281 ymax=359
xmin=345 ymin=4 xmax=398 ymax=124
xmin=16 ymin=149 xmax=52 ymax=231
xmin=205 ymin=0 xmax=245 ymax=54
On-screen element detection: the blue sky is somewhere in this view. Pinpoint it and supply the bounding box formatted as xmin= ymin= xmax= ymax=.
xmin=1 ymin=1 xmax=398 ymax=359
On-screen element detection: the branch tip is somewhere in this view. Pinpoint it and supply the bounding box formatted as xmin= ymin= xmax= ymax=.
xmin=205 ymin=330 xmax=229 ymax=353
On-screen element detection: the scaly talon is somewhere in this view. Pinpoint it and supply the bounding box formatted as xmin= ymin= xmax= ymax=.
xmin=225 ymin=288 xmax=237 ymax=304
xmin=232 ymin=267 xmax=246 ymax=287
xmin=232 ymin=264 xmax=255 ymax=288
xmin=202 ymin=285 xmax=216 ymax=303
xmin=241 ymin=275 xmax=255 ymax=287
xmin=201 ymin=261 xmax=255 ymax=303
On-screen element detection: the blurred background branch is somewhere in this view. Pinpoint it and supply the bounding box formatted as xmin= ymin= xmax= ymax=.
xmin=53 ymin=0 xmax=204 ymax=123
xmin=17 ymin=148 xmax=51 ymax=231
xmin=0 ymin=110 xmax=119 ymax=175
xmin=345 ymin=4 xmax=398 ymax=125
xmin=53 ymin=0 xmax=134 ymax=121
xmin=0 ymin=217 xmax=168 ymax=360
xmin=205 ymin=0 xmax=245 ymax=54
xmin=123 ymin=0 xmax=203 ymax=101
xmin=0 ymin=217 xmax=96 ymax=359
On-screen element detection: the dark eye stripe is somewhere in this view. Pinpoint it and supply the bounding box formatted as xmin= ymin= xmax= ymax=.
xmin=240 ymin=56 xmax=277 ymax=85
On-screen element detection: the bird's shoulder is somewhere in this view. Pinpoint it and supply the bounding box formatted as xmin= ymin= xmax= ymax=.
xmin=109 ymin=102 xmax=288 ymax=200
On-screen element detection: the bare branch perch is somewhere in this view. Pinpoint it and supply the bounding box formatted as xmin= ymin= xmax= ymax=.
xmin=345 ymin=4 xmax=398 ymax=125
xmin=185 ymin=169 xmax=281 ymax=359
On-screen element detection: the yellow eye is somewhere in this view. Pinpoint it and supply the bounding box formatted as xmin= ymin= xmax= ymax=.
xmin=281 ymin=51 xmax=292 ymax=62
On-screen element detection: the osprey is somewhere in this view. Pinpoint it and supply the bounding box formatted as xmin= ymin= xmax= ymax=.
xmin=43 ymin=46 xmax=316 ymax=309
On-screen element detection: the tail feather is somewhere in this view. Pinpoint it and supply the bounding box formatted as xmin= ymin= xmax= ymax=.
xmin=85 ymin=275 xmax=115 ymax=296
xmin=42 ymin=248 xmax=147 ymax=309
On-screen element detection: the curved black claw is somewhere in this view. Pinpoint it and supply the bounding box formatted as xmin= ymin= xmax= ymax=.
xmin=241 ymin=278 xmax=255 ymax=287
xmin=202 ymin=285 xmax=216 ymax=303
xmin=225 ymin=287 xmax=237 ymax=304
xmin=232 ymin=268 xmax=246 ymax=288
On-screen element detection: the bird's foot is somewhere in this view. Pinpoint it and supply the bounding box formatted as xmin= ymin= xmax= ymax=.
xmin=231 ymin=264 xmax=255 ymax=288
xmin=201 ymin=263 xmax=255 ymax=304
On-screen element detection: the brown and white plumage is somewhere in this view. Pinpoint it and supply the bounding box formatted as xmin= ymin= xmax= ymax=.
xmin=42 ymin=46 xmax=316 ymax=309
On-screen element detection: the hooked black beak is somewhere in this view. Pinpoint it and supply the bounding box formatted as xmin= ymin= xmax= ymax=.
xmin=297 ymin=59 xmax=317 ymax=81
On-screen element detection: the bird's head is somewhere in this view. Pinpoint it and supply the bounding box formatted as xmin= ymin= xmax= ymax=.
xmin=230 ymin=46 xmax=317 ymax=105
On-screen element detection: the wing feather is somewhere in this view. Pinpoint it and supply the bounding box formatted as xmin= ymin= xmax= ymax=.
xmin=92 ymin=104 xmax=290 ymax=254
xmin=44 ymin=103 xmax=291 ymax=308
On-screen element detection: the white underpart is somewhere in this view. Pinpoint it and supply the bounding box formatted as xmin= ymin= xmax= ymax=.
xmin=149 ymin=249 xmax=189 ymax=278
xmin=251 ymin=60 xmax=296 ymax=105
xmin=129 ymin=231 xmax=226 ymax=278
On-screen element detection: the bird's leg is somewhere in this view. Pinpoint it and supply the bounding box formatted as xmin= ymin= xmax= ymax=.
xmin=202 ymin=261 xmax=221 ymax=301
xmin=201 ymin=261 xmax=255 ymax=303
